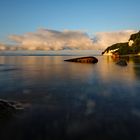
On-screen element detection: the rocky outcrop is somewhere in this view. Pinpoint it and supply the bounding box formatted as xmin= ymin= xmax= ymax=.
xmin=102 ymin=43 xmax=129 ymax=55
xmin=0 ymin=99 xmax=24 ymax=118
xmin=116 ymin=59 xmax=127 ymax=66
xmin=64 ymin=56 xmax=98 ymax=63
xmin=102 ymin=31 xmax=140 ymax=56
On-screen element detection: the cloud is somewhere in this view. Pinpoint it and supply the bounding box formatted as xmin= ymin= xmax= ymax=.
xmin=0 ymin=43 xmax=7 ymax=50
xmin=0 ymin=43 xmax=19 ymax=51
xmin=9 ymin=29 xmax=94 ymax=50
xmin=93 ymin=30 xmax=136 ymax=49
xmin=0 ymin=28 xmax=137 ymax=51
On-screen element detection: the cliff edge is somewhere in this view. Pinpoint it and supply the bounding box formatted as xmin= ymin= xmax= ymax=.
xmin=102 ymin=31 xmax=140 ymax=55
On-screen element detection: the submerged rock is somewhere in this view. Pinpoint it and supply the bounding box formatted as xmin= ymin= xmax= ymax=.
xmin=116 ymin=59 xmax=127 ymax=66
xmin=0 ymin=99 xmax=24 ymax=118
xmin=64 ymin=56 xmax=98 ymax=63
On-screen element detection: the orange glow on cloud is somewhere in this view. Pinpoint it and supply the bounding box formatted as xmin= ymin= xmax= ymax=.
xmin=0 ymin=28 xmax=137 ymax=51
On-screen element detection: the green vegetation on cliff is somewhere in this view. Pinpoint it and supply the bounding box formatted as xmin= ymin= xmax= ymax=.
xmin=102 ymin=42 xmax=129 ymax=55
xmin=102 ymin=31 xmax=140 ymax=55
xmin=129 ymin=31 xmax=140 ymax=41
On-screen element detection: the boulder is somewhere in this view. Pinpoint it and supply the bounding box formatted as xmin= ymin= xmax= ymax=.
xmin=116 ymin=59 xmax=127 ymax=66
xmin=0 ymin=99 xmax=24 ymax=118
xmin=64 ymin=56 xmax=98 ymax=63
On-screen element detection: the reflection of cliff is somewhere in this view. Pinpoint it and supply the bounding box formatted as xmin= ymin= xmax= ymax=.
xmin=102 ymin=31 xmax=140 ymax=55
xmin=97 ymin=56 xmax=136 ymax=82
xmin=129 ymin=56 xmax=140 ymax=79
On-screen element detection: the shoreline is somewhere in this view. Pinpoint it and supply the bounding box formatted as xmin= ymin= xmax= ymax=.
xmin=103 ymin=53 xmax=140 ymax=57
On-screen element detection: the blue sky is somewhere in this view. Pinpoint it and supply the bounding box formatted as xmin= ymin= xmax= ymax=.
xmin=0 ymin=0 xmax=139 ymax=43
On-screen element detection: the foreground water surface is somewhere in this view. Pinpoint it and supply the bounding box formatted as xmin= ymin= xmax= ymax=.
xmin=0 ymin=55 xmax=140 ymax=140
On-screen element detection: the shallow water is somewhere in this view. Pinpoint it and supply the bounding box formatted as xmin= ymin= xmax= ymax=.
xmin=0 ymin=55 xmax=140 ymax=140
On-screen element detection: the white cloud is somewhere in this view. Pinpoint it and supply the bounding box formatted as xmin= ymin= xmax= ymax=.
xmin=93 ymin=30 xmax=136 ymax=49
xmin=0 ymin=43 xmax=19 ymax=51
xmin=9 ymin=28 xmax=94 ymax=50
xmin=0 ymin=43 xmax=7 ymax=50
xmin=0 ymin=28 xmax=137 ymax=51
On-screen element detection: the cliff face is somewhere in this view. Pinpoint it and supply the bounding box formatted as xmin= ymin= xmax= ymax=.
xmin=102 ymin=31 xmax=140 ymax=55
xmin=129 ymin=31 xmax=140 ymax=41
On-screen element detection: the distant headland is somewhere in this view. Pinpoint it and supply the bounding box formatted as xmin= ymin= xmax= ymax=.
xmin=102 ymin=31 xmax=140 ymax=56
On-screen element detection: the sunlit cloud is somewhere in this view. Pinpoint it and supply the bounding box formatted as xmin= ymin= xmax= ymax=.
xmin=93 ymin=30 xmax=137 ymax=49
xmin=9 ymin=28 xmax=94 ymax=50
xmin=0 ymin=28 xmax=137 ymax=51
xmin=0 ymin=43 xmax=7 ymax=50
xmin=0 ymin=43 xmax=19 ymax=51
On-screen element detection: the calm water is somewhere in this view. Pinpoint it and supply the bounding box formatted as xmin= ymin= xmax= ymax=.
xmin=0 ymin=55 xmax=140 ymax=140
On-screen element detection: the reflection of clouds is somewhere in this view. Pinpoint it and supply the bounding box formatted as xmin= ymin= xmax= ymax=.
xmin=100 ymin=90 xmax=111 ymax=97
xmin=67 ymin=119 xmax=93 ymax=136
xmin=132 ymin=109 xmax=140 ymax=117
xmin=0 ymin=55 xmax=138 ymax=87
xmin=97 ymin=56 xmax=136 ymax=84
xmin=22 ymin=89 xmax=31 ymax=94
xmin=86 ymin=100 xmax=96 ymax=115
xmin=0 ymin=55 xmax=139 ymax=104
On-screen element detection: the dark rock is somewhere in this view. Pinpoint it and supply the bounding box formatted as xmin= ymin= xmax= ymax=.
xmin=0 ymin=99 xmax=24 ymax=118
xmin=64 ymin=56 xmax=98 ymax=63
xmin=116 ymin=59 xmax=127 ymax=66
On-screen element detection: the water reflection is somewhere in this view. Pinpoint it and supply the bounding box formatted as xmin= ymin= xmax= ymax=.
xmin=0 ymin=56 xmax=140 ymax=140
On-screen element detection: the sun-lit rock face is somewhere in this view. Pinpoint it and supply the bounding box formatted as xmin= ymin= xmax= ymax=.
xmin=103 ymin=48 xmax=119 ymax=55
xmin=102 ymin=42 xmax=128 ymax=55
xmin=128 ymin=40 xmax=134 ymax=47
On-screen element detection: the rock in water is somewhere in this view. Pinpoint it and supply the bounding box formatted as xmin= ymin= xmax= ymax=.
xmin=64 ymin=56 xmax=98 ymax=63
xmin=0 ymin=99 xmax=24 ymax=118
xmin=116 ymin=59 xmax=127 ymax=66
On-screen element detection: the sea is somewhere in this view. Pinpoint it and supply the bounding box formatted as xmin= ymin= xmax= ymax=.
xmin=0 ymin=50 xmax=140 ymax=140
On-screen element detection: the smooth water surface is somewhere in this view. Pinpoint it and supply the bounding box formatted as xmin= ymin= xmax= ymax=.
xmin=0 ymin=55 xmax=140 ymax=140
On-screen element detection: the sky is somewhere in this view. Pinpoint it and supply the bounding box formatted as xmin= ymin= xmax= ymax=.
xmin=0 ymin=0 xmax=139 ymax=50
